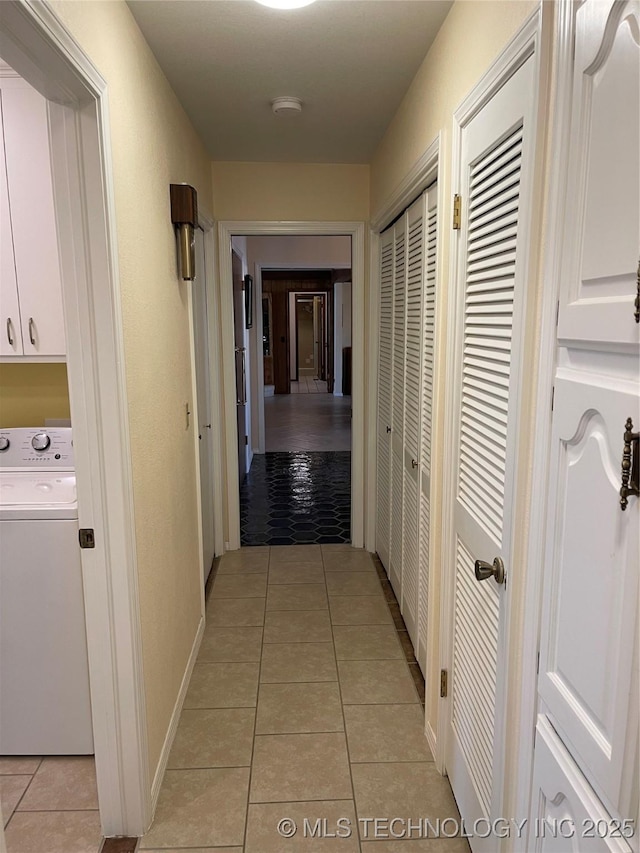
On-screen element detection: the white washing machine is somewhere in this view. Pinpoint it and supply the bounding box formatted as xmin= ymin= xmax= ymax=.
xmin=0 ymin=427 xmax=94 ymax=754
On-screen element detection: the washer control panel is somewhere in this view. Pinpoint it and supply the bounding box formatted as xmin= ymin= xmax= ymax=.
xmin=0 ymin=428 xmax=74 ymax=469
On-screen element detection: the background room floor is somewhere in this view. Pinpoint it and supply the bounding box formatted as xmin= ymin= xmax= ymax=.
xmin=240 ymin=452 xmax=350 ymax=545
xmin=265 ymin=392 xmax=351 ymax=452
xmin=139 ymin=544 xmax=469 ymax=852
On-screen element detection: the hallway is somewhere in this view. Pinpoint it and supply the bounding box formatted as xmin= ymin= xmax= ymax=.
xmin=140 ymin=545 xmax=468 ymax=851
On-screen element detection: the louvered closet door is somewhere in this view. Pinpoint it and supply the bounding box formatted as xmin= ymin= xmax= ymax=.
xmin=416 ymin=183 xmax=437 ymax=674
xmin=376 ymin=227 xmax=395 ymax=571
xmin=400 ymin=194 xmax=426 ymax=645
xmin=389 ymin=218 xmax=406 ymax=596
xmin=447 ymin=55 xmax=535 ymax=848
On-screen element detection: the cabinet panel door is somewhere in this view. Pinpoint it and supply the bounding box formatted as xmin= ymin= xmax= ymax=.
xmin=0 ymin=91 xmax=22 ymax=356
xmin=2 ymin=81 xmax=66 ymax=356
xmin=529 ymin=717 xmax=632 ymax=853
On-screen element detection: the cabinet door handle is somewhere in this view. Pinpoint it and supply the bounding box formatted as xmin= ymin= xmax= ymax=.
xmin=6 ymin=318 xmax=14 ymax=346
xmin=620 ymin=417 xmax=639 ymax=510
xmin=28 ymin=317 xmax=36 ymax=346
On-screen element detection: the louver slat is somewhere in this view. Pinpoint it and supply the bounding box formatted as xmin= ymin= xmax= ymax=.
xmin=458 ymin=124 xmax=522 ymax=545
xmin=452 ymin=538 xmax=499 ymax=817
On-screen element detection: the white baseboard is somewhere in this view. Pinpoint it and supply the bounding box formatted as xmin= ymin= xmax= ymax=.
xmin=150 ymin=614 xmax=205 ymax=811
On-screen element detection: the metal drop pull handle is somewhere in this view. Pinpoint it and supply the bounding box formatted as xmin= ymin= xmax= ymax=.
xmin=28 ymin=317 xmax=36 ymax=345
xmin=474 ymin=557 xmax=506 ymax=585
xmin=620 ymin=417 xmax=639 ymax=510
xmin=6 ymin=318 xmax=14 ymax=346
xmin=411 ymin=459 xmax=418 ymax=469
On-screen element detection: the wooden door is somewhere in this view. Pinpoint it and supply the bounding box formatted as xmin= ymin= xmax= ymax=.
xmin=271 ymin=291 xmax=290 ymax=394
xmin=1 ymin=78 xmax=65 ymax=356
xmin=389 ymin=218 xmax=406 ymax=596
xmin=376 ymin=228 xmax=394 ymax=570
xmin=0 ymin=91 xmax=22 ymax=356
xmin=532 ymin=0 xmax=639 ymax=837
xmin=447 ymin=55 xmax=536 ymax=846
xmin=400 ymin=193 xmax=426 ymax=645
xmin=417 ymin=183 xmax=438 ymax=674
xmin=232 ymin=250 xmax=247 ymax=484
xmin=193 ymin=229 xmax=215 ymax=581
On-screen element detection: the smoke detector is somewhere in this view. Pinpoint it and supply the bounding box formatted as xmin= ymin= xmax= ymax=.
xmin=271 ymin=97 xmax=302 ymax=116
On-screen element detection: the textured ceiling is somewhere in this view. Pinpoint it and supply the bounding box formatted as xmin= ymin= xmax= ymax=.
xmin=127 ymin=0 xmax=452 ymax=163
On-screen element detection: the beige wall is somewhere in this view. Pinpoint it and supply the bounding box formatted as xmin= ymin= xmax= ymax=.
xmin=0 ymin=364 xmax=70 ymax=427
xmin=370 ymin=0 xmax=538 ymax=744
xmin=212 ymin=162 xmax=369 ymax=222
xmin=50 ymin=0 xmax=213 ymax=780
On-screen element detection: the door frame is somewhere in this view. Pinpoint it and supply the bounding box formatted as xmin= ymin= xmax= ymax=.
xmin=0 ymin=0 xmax=150 ymax=835
xmin=511 ymin=0 xmax=593 ymax=830
xmin=218 ymin=221 xmax=365 ymax=550
xmin=439 ymin=6 xmax=544 ymax=823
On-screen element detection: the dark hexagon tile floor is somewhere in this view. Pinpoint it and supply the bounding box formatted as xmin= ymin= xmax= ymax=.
xmin=240 ymin=451 xmax=351 ymax=545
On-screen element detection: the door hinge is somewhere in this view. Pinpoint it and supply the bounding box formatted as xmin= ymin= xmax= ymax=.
xmin=244 ymin=435 xmax=248 ymax=445
xmin=536 ymin=651 xmax=540 ymax=674
xmin=79 ymin=528 xmax=95 ymax=549
xmin=452 ymin=194 xmax=462 ymax=230
xmin=551 ymin=385 xmax=555 ymax=411
xmin=440 ymin=669 xmax=448 ymax=698
xmin=555 ymin=300 xmax=560 ymax=327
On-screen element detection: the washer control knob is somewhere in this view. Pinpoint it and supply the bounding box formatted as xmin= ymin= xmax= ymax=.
xmin=0 ymin=436 xmax=9 ymax=451
xmin=31 ymin=432 xmax=51 ymax=452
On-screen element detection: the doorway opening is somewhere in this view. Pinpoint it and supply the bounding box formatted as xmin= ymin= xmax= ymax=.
xmin=226 ymin=236 xmax=354 ymax=547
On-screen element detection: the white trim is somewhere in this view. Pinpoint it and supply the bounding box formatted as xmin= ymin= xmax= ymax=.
xmin=512 ymin=0 xmax=575 ymax=835
xmin=150 ymin=616 xmax=204 ymax=809
xmin=439 ymin=8 xmax=542 ymax=838
xmin=217 ymin=221 xmax=366 ymax=551
xmin=365 ymin=228 xmax=380 ymax=551
xmin=0 ymin=0 xmax=150 ymax=835
xmin=371 ymin=136 xmax=439 ymax=232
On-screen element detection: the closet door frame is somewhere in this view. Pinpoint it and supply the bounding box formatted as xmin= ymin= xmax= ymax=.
xmin=439 ymin=6 xmax=545 ymax=819
xmin=370 ymin=137 xmax=441 ymax=759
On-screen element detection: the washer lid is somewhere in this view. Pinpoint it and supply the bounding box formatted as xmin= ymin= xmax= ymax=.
xmin=0 ymin=473 xmax=77 ymax=507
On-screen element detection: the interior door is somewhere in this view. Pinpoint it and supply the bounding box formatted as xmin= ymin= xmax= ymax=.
xmin=400 ymin=193 xmax=426 ymax=645
xmin=376 ymin=228 xmax=394 ymax=571
xmin=232 ymin=250 xmax=247 ymax=484
xmin=532 ymin=0 xmax=639 ymax=838
xmin=447 ymin=55 xmax=536 ymax=847
xmin=389 ymin=217 xmax=406 ymax=596
xmin=192 ymin=229 xmax=215 ymax=582
xmin=417 ymin=182 xmax=438 ymax=674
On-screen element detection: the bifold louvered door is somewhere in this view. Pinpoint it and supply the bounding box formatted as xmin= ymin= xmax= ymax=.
xmin=376 ymin=228 xmax=395 ymax=570
xmin=400 ymin=194 xmax=427 ymax=645
xmin=416 ymin=184 xmax=437 ymax=674
xmin=389 ymin=219 xmax=406 ymax=595
xmin=447 ymin=55 xmax=535 ymax=846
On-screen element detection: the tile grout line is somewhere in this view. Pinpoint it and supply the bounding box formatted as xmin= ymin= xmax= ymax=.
xmin=323 ymin=548 xmax=363 ymax=853
xmin=240 ymin=547 xmax=270 ymax=852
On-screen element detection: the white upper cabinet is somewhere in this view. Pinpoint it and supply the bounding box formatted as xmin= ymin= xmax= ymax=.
xmin=0 ymin=75 xmax=65 ymax=359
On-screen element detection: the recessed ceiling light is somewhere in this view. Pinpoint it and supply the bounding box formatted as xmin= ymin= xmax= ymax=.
xmin=256 ymin=0 xmax=317 ymax=9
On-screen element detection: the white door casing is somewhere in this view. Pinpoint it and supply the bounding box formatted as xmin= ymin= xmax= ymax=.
xmin=0 ymin=89 xmax=21 ymax=356
xmin=192 ymin=227 xmax=216 ymax=580
xmin=445 ymin=43 xmax=538 ymax=847
xmin=531 ymin=0 xmax=640 ymax=843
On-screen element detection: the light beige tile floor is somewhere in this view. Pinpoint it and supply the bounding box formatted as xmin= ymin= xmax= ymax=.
xmin=1 ymin=756 xmax=102 ymax=852
xmin=139 ymin=544 xmax=469 ymax=852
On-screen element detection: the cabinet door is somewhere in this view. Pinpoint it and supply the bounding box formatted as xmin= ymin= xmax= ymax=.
xmin=2 ymin=79 xmax=66 ymax=356
xmin=0 ymin=91 xmax=22 ymax=356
